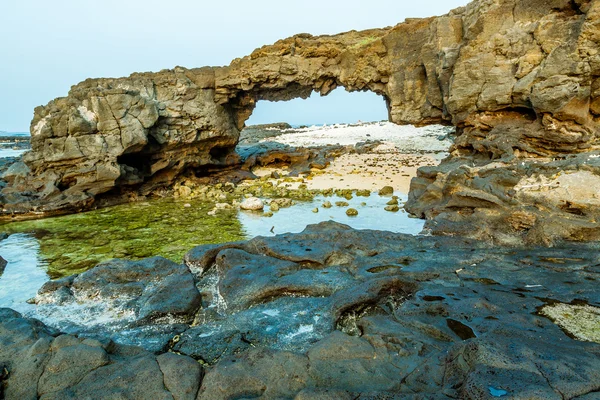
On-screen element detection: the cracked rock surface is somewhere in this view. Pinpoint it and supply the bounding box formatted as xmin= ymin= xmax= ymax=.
xmin=2 ymin=221 xmax=600 ymax=399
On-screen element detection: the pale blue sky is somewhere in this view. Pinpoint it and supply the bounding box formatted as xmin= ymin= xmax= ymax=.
xmin=0 ymin=0 xmax=468 ymax=132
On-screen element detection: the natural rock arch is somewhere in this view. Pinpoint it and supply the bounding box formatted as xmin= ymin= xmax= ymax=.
xmin=3 ymin=0 xmax=600 ymax=243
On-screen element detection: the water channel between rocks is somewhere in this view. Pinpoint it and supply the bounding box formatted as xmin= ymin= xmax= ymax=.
xmin=0 ymin=122 xmax=450 ymax=320
xmin=0 ymin=193 xmax=425 ymax=314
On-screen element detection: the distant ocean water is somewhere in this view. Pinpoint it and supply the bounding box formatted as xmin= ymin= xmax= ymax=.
xmin=0 ymin=131 xmax=29 ymax=137
xmin=0 ymin=132 xmax=30 ymax=158
xmin=0 ymin=149 xmax=27 ymax=158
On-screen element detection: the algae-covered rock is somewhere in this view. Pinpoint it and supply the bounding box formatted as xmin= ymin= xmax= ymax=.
xmin=0 ymin=198 xmax=245 ymax=278
xmin=386 ymin=198 xmax=399 ymax=206
xmin=378 ymin=186 xmax=394 ymax=196
xmin=384 ymin=205 xmax=400 ymax=212
xmin=540 ymin=303 xmax=600 ymax=343
xmin=346 ymin=208 xmax=358 ymax=216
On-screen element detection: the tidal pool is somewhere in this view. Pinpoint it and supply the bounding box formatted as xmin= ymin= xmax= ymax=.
xmin=0 ymin=192 xmax=424 ymax=312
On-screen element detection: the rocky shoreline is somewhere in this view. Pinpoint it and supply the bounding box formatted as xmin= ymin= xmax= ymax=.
xmin=1 ymin=0 xmax=600 ymax=398
xmin=0 ymin=0 xmax=597 ymax=244
xmin=1 ymin=221 xmax=600 ymax=399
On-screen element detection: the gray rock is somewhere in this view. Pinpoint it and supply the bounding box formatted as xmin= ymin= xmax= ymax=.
xmin=2 ymin=222 xmax=600 ymax=397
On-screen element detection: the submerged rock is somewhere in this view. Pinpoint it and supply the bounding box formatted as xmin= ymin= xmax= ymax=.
xmin=378 ymin=186 xmax=394 ymax=196
xmin=346 ymin=208 xmax=358 ymax=216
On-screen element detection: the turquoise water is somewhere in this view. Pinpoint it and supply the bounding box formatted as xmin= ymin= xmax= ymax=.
xmin=0 ymin=192 xmax=424 ymax=314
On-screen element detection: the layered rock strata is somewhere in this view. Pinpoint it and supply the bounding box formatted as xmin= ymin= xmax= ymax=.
xmin=2 ymin=222 xmax=600 ymax=398
xmin=2 ymin=0 xmax=599 ymax=242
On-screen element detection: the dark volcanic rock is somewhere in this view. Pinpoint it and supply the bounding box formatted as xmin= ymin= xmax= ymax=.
xmin=0 ymin=309 xmax=202 ymax=400
xmin=0 ymin=256 xmax=6 ymax=277
xmin=2 ymin=222 xmax=600 ymax=398
xmin=34 ymin=257 xmax=201 ymax=351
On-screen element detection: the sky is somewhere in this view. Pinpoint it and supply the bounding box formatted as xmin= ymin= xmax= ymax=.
xmin=0 ymin=0 xmax=469 ymax=133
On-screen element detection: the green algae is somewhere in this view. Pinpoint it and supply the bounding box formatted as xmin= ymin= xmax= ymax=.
xmin=0 ymin=198 xmax=246 ymax=279
xmin=540 ymin=303 xmax=600 ymax=343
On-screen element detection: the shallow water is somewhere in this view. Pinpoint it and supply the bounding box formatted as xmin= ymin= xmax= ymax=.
xmin=0 ymin=148 xmax=27 ymax=158
xmin=0 ymin=192 xmax=424 ymax=311
xmin=0 ymin=234 xmax=48 ymax=314
xmin=241 ymin=192 xmax=423 ymax=237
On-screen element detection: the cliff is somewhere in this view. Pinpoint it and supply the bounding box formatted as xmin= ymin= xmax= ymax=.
xmin=3 ymin=0 xmax=599 ymax=243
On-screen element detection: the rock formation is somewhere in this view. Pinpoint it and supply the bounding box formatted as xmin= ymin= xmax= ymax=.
xmin=2 ymin=0 xmax=599 ymax=242
xmin=2 ymin=222 xmax=600 ymax=398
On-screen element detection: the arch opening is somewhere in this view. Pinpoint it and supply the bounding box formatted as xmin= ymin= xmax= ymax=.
xmin=245 ymin=87 xmax=390 ymax=128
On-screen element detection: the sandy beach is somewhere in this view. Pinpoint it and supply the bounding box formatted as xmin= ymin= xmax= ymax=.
xmin=249 ymin=122 xmax=451 ymax=194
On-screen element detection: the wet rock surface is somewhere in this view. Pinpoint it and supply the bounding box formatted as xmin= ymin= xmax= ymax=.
xmin=3 ymin=222 xmax=599 ymax=398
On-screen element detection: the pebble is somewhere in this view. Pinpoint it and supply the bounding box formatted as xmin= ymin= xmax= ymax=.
xmin=240 ymin=197 xmax=264 ymax=211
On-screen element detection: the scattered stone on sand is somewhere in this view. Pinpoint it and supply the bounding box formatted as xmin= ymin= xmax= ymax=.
xmin=240 ymin=197 xmax=264 ymax=211
xmin=387 ymin=198 xmax=399 ymax=206
xmin=263 ymin=212 xmax=274 ymax=218
xmin=335 ymin=201 xmax=349 ymax=207
xmin=378 ymin=186 xmax=394 ymax=196
xmin=322 ymin=201 xmax=332 ymax=209
xmin=346 ymin=208 xmax=358 ymax=216
xmin=385 ymin=205 xmax=400 ymax=212
xmin=312 ymin=208 xmax=319 ymax=213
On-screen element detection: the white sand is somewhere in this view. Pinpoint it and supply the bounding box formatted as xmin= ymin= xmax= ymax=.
xmin=253 ymin=122 xmax=451 ymax=194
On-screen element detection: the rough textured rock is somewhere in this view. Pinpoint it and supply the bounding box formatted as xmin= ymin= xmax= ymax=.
xmin=34 ymin=257 xmax=201 ymax=351
xmin=406 ymin=151 xmax=600 ymax=245
xmin=4 ymin=0 xmax=599 ymax=244
xmin=239 ymin=196 xmax=264 ymax=211
xmin=2 ymin=222 xmax=600 ymax=398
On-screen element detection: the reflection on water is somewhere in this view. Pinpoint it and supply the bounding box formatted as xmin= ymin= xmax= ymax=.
xmin=0 ymin=234 xmax=48 ymax=313
xmin=0 ymin=192 xmax=424 ymax=312
xmin=240 ymin=193 xmax=423 ymax=238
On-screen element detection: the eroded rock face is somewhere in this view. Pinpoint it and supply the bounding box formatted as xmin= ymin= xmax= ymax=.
xmin=3 ymin=0 xmax=600 ymax=242
xmin=2 ymin=68 xmax=240 ymax=216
